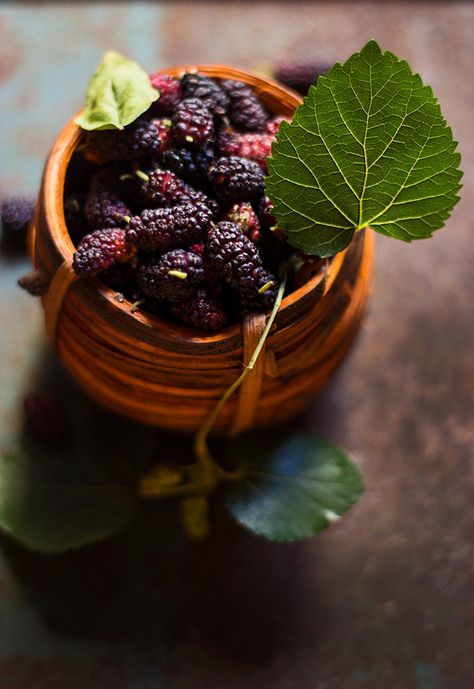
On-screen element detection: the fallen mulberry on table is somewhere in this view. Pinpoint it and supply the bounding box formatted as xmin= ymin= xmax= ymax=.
xmin=171 ymin=98 xmax=214 ymax=149
xmin=206 ymin=221 xmax=277 ymax=310
xmin=180 ymin=72 xmax=229 ymax=115
xmin=222 ymin=202 xmax=261 ymax=242
xmin=149 ymin=73 xmax=181 ymax=114
xmin=1 ymin=195 xmax=35 ymax=232
xmin=274 ymin=59 xmax=330 ymax=95
xmin=84 ymin=188 xmax=131 ymax=229
xmin=73 ymin=228 xmax=136 ymax=277
xmin=1 ymin=194 xmax=35 ymax=255
xmin=138 ymin=249 xmax=204 ymax=302
xmin=209 ymin=156 xmax=264 ymax=201
xmin=126 ymin=202 xmax=213 ymax=252
xmin=170 ymin=289 xmax=228 ymax=330
xmin=221 ymin=79 xmax=268 ymax=132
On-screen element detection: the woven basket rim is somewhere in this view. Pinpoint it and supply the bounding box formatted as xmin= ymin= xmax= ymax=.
xmin=42 ymin=64 xmax=348 ymax=343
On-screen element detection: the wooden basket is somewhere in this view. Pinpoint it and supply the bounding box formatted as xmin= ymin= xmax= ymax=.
xmin=29 ymin=65 xmax=374 ymax=435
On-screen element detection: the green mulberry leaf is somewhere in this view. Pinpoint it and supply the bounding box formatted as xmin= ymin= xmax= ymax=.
xmin=75 ymin=51 xmax=159 ymax=131
xmin=225 ymin=432 xmax=364 ymax=542
xmin=266 ymin=40 xmax=462 ymax=256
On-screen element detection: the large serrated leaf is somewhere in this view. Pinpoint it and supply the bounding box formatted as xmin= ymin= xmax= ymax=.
xmin=266 ymin=40 xmax=462 ymax=256
xmin=225 ymin=432 xmax=364 ymax=542
xmin=75 ymin=51 xmax=159 ymax=131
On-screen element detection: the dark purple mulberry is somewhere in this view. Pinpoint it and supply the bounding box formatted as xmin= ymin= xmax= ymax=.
xmin=206 ymin=222 xmax=277 ymax=310
xmin=160 ymin=145 xmax=216 ymax=190
xmin=149 ymin=73 xmax=181 ymax=114
xmin=209 ymin=156 xmax=264 ymax=201
xmin=138 ymin=168 xmax=215 ymax=212
xmin=160 ymin=148 xmax=202 ymax=187
xmin=1 ymin=194 xmax=35 ymax=255
xmin=138 ymin=249 xmax=203 ymax=302
xmin=221 ymin=80 xmax=268 ymax=132
xmin=274 ymin=59 xmax=330 ymax=95
xmin=170 ymin=289 xmax=228 ymax=331
xmin=171 ymin=98 xmax=214 ymax=149
xmin=84 ymin=188 xmax=131 ymax=229
xmin=73 ymin=228 xmax=136 ymax=277
xmin=180 ymin=73 xmax=229 ymax=115
xmin=126 ymin=202 xmax=213 ymax=252
xmin=85 ymin=117 xmax=168 ymax=164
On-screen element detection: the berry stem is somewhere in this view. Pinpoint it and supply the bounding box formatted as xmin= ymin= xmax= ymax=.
xmin=193 ymin=275 xmax=286 ymax=474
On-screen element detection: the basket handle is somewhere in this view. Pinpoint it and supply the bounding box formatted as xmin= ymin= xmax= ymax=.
xmin=230 ymin=312 xmax=269 ymax=436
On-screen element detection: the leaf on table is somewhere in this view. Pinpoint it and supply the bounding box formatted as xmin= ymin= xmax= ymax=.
xmin=225 ymin=432 xmax=364 ymax=542
xmin=75 ymin=51 xmax=159 ymax=131
xmin=0 ymin=361 xmax=157 ymax=552
xmin=266 ymin=40 xmax=462 ymax=256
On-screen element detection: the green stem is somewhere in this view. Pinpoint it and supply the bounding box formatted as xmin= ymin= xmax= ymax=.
xmin=193 ymin=276 xmax=287 ymax=470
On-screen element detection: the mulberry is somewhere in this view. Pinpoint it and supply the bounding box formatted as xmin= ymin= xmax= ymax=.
xmin=149 ymin=73 xmax=181 ymax=114
xmin=1 ymin=195 xmax=35 ymax=232
xmin=222 ymin=202 xmax=261 ymax=242
xmin=126 ymin=202 xmax=213 ymax=252
xmin=218 ymin=127 xmax=274 ymax=172
xmin=180 ymin=72 xmax=229 ymax=115
xmin=209 ymin=156 xmax=264 ymax=201
xmin=206 ymin=222 xmax=277 ymax=309
xmin=84 ymin=188 xmax=131 ymax=229
xmin=266 ymin=114 xmax=290 ymax=136
xmin=138 ymin=249 xmax=204 ymax=302
xmin=221 ymin=79 xmax=268 ymax=132
xmin=170 ymin=289 xmax=228 ymax=331
xmin=274 ymin=59 xmax=330 ymax=95
xmin=73 ymin=228 xmax=136 ymax=277
xmin=171 ymin=98 xmax=214 ymax=149
xmin=85 ymin=117 xmax=168 ymax=164
xmin=138 ymin=168 xmax=216 ymax=213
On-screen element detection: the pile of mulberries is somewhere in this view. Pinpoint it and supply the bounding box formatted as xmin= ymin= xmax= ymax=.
xmin=67 ymin=71 xmax=320 ymax=331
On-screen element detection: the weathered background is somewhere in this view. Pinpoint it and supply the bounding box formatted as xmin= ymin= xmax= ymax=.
xmin=0 ymin=2 xmax=473 ymax=688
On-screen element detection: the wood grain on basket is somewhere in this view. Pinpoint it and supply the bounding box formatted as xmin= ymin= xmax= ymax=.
xmin=29 ymin=65 xmax=374 ymax=434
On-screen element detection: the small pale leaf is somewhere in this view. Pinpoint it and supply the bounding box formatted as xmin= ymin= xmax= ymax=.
xmin=75 ymin=51 xmax=159 ymax=131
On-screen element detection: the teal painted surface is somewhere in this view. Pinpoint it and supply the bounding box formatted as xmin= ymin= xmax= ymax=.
xmin=0 ymin=2 xmax=164 ymax=195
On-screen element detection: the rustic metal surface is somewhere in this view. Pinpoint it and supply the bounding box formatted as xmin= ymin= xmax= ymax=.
xmin=0 ymin=2 xmax=473 ymax=688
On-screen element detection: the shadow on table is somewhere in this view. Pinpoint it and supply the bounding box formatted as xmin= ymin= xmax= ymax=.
xmin=0 ymin=347 xmax=339 ymax=668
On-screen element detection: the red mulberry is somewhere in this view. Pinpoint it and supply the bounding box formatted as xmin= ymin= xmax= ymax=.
xmin=222 ymin=202 xmax=261 ymax=242
xmin=149 ymin=73 xmax=181 ymax=114
xmin=171 ymin=98 xmax=214 ymax=149
xmin=73 ymin=228 xmax=136 ymax=277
